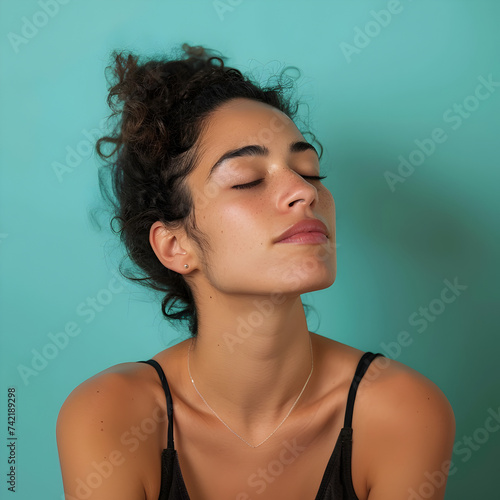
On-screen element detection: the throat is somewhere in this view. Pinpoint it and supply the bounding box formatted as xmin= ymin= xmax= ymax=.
xmin=186 ymin=332 xmax=315 ymax=446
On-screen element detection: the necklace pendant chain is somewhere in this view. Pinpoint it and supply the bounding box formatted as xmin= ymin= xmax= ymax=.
xmin=187 ymin=334 xmax=314 ymax=449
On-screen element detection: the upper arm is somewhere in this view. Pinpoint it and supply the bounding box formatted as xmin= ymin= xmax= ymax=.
xmin=56 ymin=370 xmax=149 ymax=500
xmin=365 ymin=363 xmax=456 ymax=500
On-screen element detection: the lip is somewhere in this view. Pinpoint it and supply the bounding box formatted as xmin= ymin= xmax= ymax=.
xmin=274 ymin=219 xmax=329 ymax=244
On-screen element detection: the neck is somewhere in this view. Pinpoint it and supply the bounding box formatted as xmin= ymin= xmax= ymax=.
xmin=186 ymin=293 xmax=314 ymax=435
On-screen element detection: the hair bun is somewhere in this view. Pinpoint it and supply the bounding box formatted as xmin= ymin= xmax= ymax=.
xmin=181 ymin=43 xmax=207 ymax=59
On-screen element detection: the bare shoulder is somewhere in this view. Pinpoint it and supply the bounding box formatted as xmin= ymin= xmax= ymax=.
xmin=354 ymin=355 xmax=456 ymax=499
xmin=355 ymin=354 xmax=456 ymax=436
xmin=312 ymin=334 xmax=456 ymax=499
xmin=56 ymin=360 xmax=168 ymax=500
xmin=57 ymin=360 xmax=164 ymax=430
xmin=312 ymin=333 xmax=455 ymax=423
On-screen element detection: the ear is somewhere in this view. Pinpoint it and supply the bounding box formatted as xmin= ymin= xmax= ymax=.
xmin=149 ymin=221 xmax=193 ymax=274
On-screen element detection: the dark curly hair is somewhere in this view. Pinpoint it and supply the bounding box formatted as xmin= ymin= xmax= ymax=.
xmin=95 ymin=43 xmax=322 ymax=338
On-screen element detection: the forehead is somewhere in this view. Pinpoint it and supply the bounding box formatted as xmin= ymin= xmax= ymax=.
xmin=198 ymin=97 xmax=301 ymax=150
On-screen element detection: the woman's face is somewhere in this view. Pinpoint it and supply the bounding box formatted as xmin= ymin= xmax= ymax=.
xmin=185 ymin=97 xmax=336 ymax=297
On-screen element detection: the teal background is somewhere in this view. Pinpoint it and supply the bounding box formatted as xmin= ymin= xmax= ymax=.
xmin=1 ymin=0 xmax=499 ymax=498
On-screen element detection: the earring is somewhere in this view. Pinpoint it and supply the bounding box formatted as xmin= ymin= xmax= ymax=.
xmin=184 ymin=264 xmax=189 ymax=269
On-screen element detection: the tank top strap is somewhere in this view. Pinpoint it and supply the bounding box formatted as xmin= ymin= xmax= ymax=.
xmin=344 ymin=352 xmax=385 ymax=428
xmin=137 ymin=359 xmax=175 ymax=450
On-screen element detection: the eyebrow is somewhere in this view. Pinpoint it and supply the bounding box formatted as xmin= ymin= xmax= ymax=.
xmin=206 ymin=141 xmax=319 ymax=181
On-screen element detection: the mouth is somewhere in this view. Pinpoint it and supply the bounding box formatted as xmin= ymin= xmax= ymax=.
xmin=274 ymin=218 xmax=329 ymax=244
xmin=276 ymin=232 xmax=328 ymax=245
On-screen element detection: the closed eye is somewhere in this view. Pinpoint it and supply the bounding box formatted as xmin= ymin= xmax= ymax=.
xmin=232 ymin=179 xmax=264 ymax=190
xmin=232 ymin=175 xmax=327 ymax=190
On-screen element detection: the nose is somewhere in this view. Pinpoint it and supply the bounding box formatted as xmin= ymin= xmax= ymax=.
xmin=276 ymin=169 xmax=319 ymax=211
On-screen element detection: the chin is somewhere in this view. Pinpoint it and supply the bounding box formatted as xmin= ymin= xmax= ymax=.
xmin=309 ymin=274 xmax=336 ymax=293
xmin=284 ymin=267 xmax=336 ymax=295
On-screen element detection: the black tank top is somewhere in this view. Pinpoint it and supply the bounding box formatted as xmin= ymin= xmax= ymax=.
xmin=137 ymin=351 xmax=384 ymax=500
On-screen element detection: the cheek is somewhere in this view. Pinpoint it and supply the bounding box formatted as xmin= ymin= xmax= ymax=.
xmin=321 ymin=185 xmax=334 ymax=205
xmin=318 ymin=187 xmax=335 ymax=218
xmin=330 ymin=196 xmax=336 ymax=220
xmin=204 ymin=199 xmax=267 ymax=256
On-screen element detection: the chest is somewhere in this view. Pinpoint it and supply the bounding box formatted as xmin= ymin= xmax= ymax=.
xmin=140 ymin=347 xmax=374 ymax=500
xmin=177 ymin=439 xmax=339 ymax=500
xmin=144 ymin=409 xmax=369 ymax=500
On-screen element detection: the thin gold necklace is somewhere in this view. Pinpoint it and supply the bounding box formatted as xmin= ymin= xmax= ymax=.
xmin=187 ymin=334 xmax=314 ymax=448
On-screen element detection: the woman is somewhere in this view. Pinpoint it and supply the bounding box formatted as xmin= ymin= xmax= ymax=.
xmin=56 ymin=44 xmax=456 ymax=500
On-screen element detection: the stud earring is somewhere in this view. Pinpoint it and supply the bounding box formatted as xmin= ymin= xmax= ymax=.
xmin=184 ymin=264 xmax=189 ymax=269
